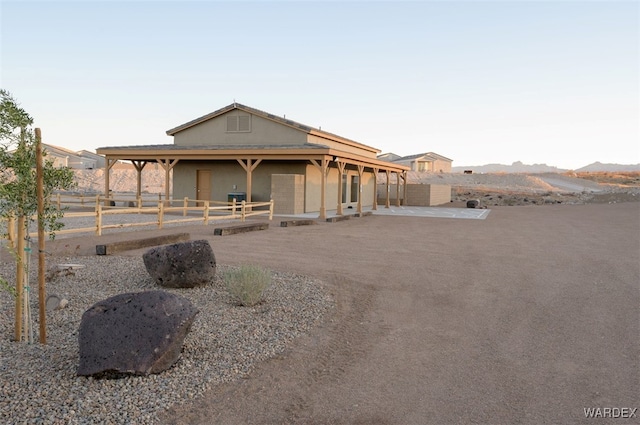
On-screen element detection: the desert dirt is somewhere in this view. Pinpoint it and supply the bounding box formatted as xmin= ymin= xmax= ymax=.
xmin=40 ymin=172 xmax=639 ymax=424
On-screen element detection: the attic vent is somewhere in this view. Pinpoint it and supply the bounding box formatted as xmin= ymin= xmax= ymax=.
xmin=226 ymin=115 xmax=251 ymax=133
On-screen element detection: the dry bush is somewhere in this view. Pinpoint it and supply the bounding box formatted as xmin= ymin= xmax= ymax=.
xmin=223 ymin=265 xmax=272 ymax=307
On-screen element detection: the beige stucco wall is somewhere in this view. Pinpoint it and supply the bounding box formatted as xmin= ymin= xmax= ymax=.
xmin=174 ymin=159 xmax=379 ymax=214
xmin=173 ymin=161 xmax=307 ymax=203
xmin=305 ymin=166 xmax=375 ymax=213
xmin=394 ymin=158 xmax=452 ymax=173
xmin=426 ymin=184 xmax=451 ymax=205
xmin=432 ymin=159 xmax=452 ymax=173
xmin=271 ymin=174 xmax=305 ymax=215
xmin=377 ymin=183 xmax=451 ymax=206
xmin=173 ymin=111 xmax=308 ymax=146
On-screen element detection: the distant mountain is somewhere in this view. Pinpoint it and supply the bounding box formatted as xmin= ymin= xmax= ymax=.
xmin=451 ymin=161 xmax=566 ymax=174
xmin=575 ymin=162 xmax=640 ymax=172
xmin=452 ymin=161 xmax=640 ymax=174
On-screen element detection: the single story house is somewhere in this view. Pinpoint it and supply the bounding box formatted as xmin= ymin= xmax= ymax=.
xmin=96 ymin=103 xmax=409 ymax=218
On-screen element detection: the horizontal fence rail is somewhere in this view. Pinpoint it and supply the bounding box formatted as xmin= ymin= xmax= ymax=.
xmin=1 ymin=195 xmax=273 ymax=241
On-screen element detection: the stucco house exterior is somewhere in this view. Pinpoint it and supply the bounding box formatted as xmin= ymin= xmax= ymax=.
xmin=38 ymin=144 xmax=104 ymax=169
xmin=96 ymin=103 xmax=409 ymax=218
xmin=390 ymin=152 xmax=453 ymax=173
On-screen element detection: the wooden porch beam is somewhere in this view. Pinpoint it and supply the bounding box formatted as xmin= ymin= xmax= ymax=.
xmin=310 ymin=158 xmax=330 ymax=220
xmin=357 ymin=164 xmax=364 ymax=214
xmin=131 ymin=160 xmax=148 ymax=199
xmin=395 ymin=171 xmax=401 ymax=207
xmin=402 ymin=171 xmax=408 ymax=207
xmin=237 ymin=159 xmax=262 ymax=203
xmin=104 ymin=158 xmax=118 ymax=203
xmin=157 ymin=158 xmax=179 ymax=204
xmin=372 ymin=167 xmax=379 ymax=211
xmin=385 ymin=169 xmax=391 ymax=208
xmin=336 ymin=160 xmax=346 ymax=215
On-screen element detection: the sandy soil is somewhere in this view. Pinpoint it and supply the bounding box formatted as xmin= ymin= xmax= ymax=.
xmin=41 ymin=199 xmax=640 ymax=424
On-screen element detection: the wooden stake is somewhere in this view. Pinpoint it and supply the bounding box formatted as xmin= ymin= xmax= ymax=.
xmin=35 ymin=128 xmax=47 ymax=344
xmin=15 ymin=215 xmax=25 ymax=342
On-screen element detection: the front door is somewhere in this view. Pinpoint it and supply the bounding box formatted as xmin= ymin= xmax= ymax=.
xmin=196 ymin=170 xmax=211 ymax=205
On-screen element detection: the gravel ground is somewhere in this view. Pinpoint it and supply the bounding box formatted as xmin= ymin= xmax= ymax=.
xmin=0 ymin=256 xmax=334 ymax=425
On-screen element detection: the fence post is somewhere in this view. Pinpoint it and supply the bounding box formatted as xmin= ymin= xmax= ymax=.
xmin=96 ymin=203 xmax=102 ymax=236
xmin=183 ymin=197 xmax=188 ymax=217
xmin=158 ymin=201 xmax=164 ymax=229
xmin=241 ymin=200 xmax=246 ymax=222
xmin=203 ymin=200 xmax=209 ymax=225
xmin=269 ymin=200 xmax=274 ymax=220
xmin=232 ymin=198 xmax=237 ymax=218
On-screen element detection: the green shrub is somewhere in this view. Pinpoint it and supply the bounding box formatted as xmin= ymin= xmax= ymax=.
xmin=223 ymin=265 xmax=271 ymax=306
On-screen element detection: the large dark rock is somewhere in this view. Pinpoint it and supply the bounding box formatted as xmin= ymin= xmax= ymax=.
xmin=466 ymin=199 xmax=480 ymax=209
xmin=143 ymin=240 xmax=216 ymax=288
xmin=77 ymin=290 xmax=198 ymax=377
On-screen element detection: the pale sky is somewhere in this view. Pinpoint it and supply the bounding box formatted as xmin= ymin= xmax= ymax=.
xmin=1 ymin=0 xmax=638 ymax=169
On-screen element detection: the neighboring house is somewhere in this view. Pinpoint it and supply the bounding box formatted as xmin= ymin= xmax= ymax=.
xmin=392 ymin=152 xmax=453 ymax=173
xmin=41 ymin=144 xmax=102 ymax=169
xmin=76 ymin=150 xmax=106 ymax=169
xmin=377 ymin=152 xmax=402 ymax=162
xmin=96 ymin=103 xmax=409 ymax=218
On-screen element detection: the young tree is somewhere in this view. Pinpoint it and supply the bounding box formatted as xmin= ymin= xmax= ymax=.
xmin=0 ymin=89 xmax=75 ymax=342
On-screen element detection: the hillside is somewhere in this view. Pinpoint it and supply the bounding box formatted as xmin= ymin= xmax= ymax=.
xmin=451 ymin=161 xmax=640 ymax=174
xmin=383 ymin=171 xmax=640 ymax=206
xmin=73 ymin=167 xmax=168 ymax=194
xmin=72 ymin=167 xmax=640 ymax=207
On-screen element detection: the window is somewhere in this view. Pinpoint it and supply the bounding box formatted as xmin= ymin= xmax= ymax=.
xmin=226 ymin=115 xmax=251 ymax=132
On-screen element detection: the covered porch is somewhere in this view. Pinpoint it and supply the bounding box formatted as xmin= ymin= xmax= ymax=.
xmin=96 ymin=145 xmax=409 ymax=220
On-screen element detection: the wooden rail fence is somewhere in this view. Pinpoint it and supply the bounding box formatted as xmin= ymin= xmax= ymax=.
xmin=1 ymin=195 xmax=273 ymax=242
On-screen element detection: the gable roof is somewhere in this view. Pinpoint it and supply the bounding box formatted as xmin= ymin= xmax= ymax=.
xmin=395 ymin=152 xmax=453 ymax=162
xmin=166 ymin=102 xmax=379 ymax=154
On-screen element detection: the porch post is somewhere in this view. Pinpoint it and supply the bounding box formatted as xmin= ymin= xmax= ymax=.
xmin=320 ymin=158 xmax=328 ymax=219
xmin=157 ymin=158 xmax=179 ymax=205
xmin=403 ymin=170 xmax=408 ymax=207
xmin=237 ymin=158 xmax=262 ymax=204
xmin=310 ymin=158 xmax=329 ymax=220
xmin=395 ymin=171 xmax=401 ymax=207
xmin=336 ymin=160 xmax=346 ymax=215
xmin=372 ymin=167 xmax=379 ymax=211
xmin=132 ymin=160 xmax=147 ymax=199
xmin=104 ymin=158 xmax=117 ymax=205
xmin=385 ymin=169 xmax=391 ymax=208
xmin=357 ymin=164 xmax=364 ymax=214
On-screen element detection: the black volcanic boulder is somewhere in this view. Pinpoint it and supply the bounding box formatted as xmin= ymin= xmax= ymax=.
xmin=143 ymin=240 xmax=216 ymax=288
xmin=77 ymin=290 xmax=198 ymax=377
xmin=466 ymin=199 xmax=480 ymax=209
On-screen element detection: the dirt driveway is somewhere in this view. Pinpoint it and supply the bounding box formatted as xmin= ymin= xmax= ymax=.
xmin=51 ymin=202 xmax=640 ymax=424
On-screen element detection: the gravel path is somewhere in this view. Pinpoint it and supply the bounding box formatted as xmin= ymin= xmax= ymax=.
xmin=0 ymin=256 xmax=334 ymax=425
